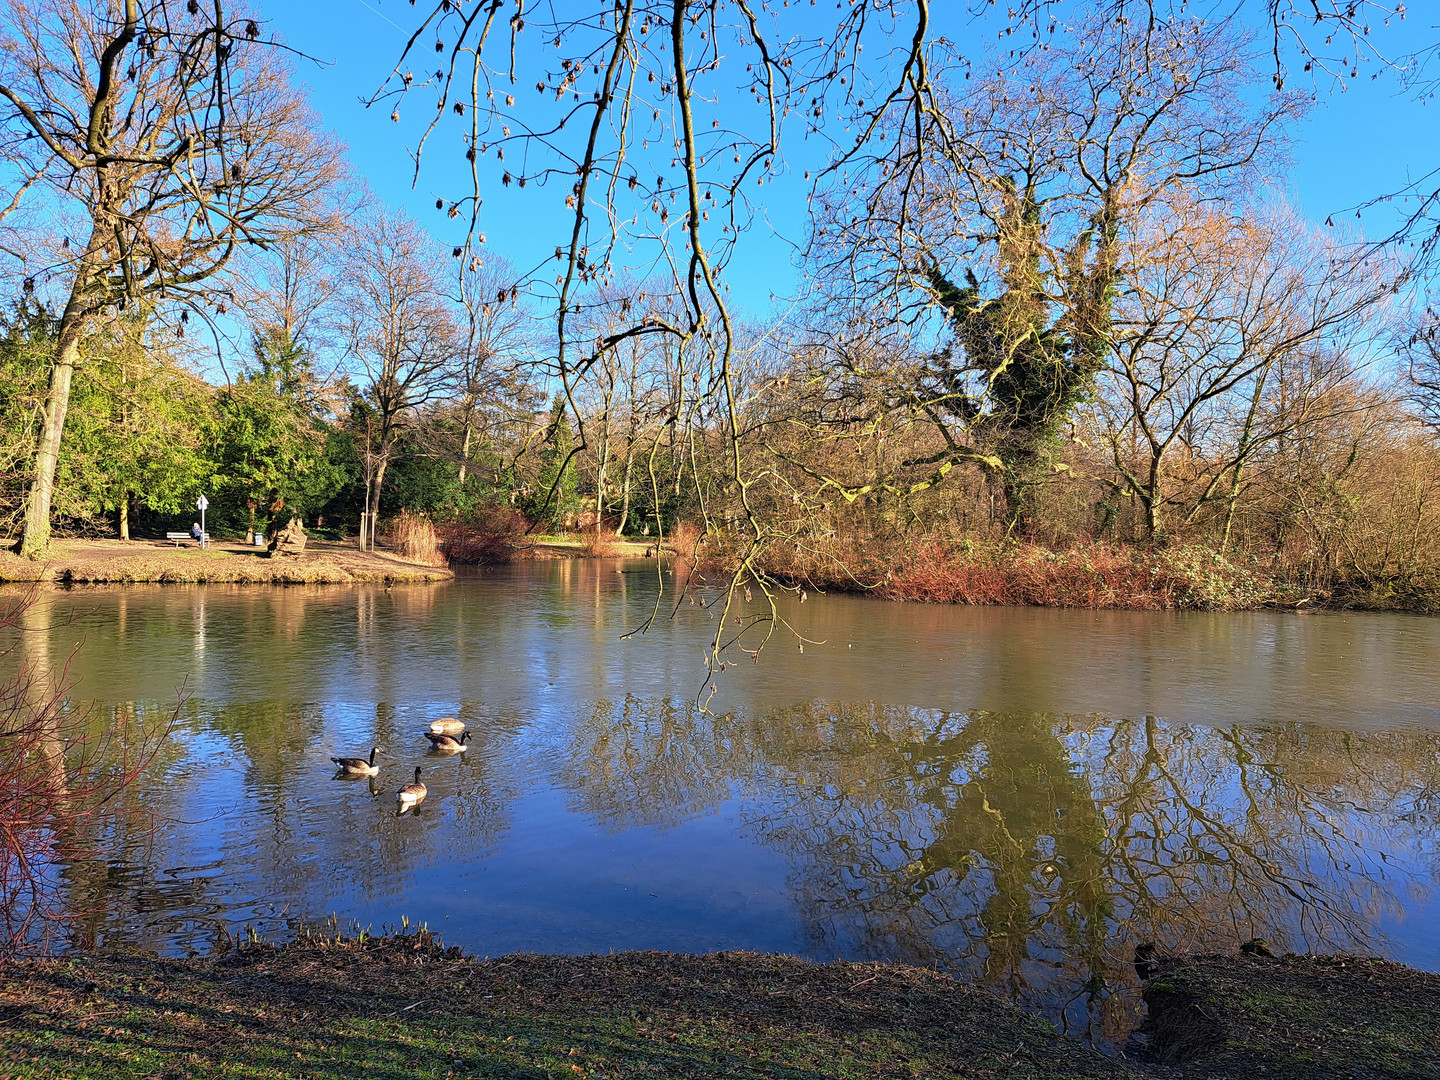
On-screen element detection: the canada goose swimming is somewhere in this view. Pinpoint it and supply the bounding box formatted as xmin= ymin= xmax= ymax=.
xmin=397 ymin=767 xmax=427 ymax=813
xmin=424 ymin=730 xmax=471 ymax=752
xmin=331 ymin=747 xmax=381 ymax=776
xmin=428 ymin=717 xmax=465 ymax=736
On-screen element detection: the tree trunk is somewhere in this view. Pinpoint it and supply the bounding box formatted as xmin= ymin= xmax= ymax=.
xmin=1221 ymin=366 xmax=1269 ymax=556
xmin=595 ymin=430 xmax=612 ymax=525
xmin=359 ymin=443 xmax=378 ymax=550
xmin=118 ymin=496 xmax=129 ymax=542
xmin=17 ymin=325 xmax=82 ymax=558
xmin=617 ymin=447 xmax=635 ymax=536
xmin=459 ymin=413 xmax=474 ymax=486
xmin=1144 ymin=451 xmax=1164 ymax=541
xmin=18 ymin=220 xmax=106 ymax=558
xmin=369 ymin=453 xmax=391 ymax=547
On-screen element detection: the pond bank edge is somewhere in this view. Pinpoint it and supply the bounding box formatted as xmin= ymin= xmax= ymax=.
xmin=1 ymin=937 xmax=1435 ymax=1079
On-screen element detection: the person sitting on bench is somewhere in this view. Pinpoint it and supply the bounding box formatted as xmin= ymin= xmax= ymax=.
xmin=190 ymin=522 xmax=203 ymax=541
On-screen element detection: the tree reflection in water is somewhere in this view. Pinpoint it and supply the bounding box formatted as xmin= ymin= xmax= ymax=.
xmin=570 ymin=699 xmax=1439 ymax=1044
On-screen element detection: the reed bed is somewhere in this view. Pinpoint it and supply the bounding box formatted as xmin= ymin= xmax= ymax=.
xmin=579 ymin=522 xmax=623 ymax=557
xmin=386 ymin=511 xmax=448 ymax=567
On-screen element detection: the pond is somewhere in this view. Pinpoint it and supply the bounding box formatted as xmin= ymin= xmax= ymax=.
xmin=7 ymin=558 xmax=1439 ymax=1045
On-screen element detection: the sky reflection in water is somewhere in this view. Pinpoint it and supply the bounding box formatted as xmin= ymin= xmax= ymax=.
xmin=9 ymin=560 xmax=1438 ymax=1045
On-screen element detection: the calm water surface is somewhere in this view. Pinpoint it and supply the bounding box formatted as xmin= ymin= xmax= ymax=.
xmin=7 ymin=559 xmax=1439 ymax=1044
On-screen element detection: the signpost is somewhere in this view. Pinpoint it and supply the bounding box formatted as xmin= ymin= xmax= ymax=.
xmin=196 ymin=495 xmax=209 ymax=549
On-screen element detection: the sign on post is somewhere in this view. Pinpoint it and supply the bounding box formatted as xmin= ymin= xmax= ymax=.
xmin=197 ymin=495 xmax=209 ymax=549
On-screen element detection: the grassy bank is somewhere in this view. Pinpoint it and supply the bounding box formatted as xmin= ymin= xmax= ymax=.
xmin=1 ymin=936 xmax=1435 ymax=1079
xmin=0 ymin=539 xmax=452 ymax=585
xmin=0 ymin=936 xmax=1128 ymax=1080
xmin=1143 ymin=952 xmax=1440 ymax=1078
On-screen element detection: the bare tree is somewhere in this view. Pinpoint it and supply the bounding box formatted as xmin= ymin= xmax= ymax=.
xmin=992 ymin=1 xmax=1436 ymax=268
xmin=1094 ymin=203 xmax=1396 ymax=541
xmin=1404 ymin=310 xmax=1440 ymax=432
xmin=369 ymin=0 xmax=947 ymax=680
xmin=453 ymin=254 xmax=538 ymax=490
xmin=792 ymin=12 xmax=1300 ymax=533
xmin=0 ymin=0 xmax=342 ymax=556
xmin=340 ymin=208 xmax=458 ymax=549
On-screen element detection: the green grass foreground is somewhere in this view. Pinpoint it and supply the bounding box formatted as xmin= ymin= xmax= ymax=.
xmin=1 ymin=936 xmax=1436 ymax=1079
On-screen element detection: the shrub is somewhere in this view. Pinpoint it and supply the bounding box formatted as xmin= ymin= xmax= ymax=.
xmin=736 ymin=534 xmax=1273 ymax=611
xmin=579 ymin=523 xmax=622 ymax=558
xmin=437 ymin=505 xmax=531 ymax=564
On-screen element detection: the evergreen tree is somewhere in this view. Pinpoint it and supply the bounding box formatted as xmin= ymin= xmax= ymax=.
xmin=211 ymin=330 xmax=345 ymax=540
xmin=0 ymin=301 xmax=57 ymax=531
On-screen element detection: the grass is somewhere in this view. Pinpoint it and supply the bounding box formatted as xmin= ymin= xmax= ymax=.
xmin=0 ymin=934 xmax=1135 ymax=1080
xmin=2 ymin=936 xmax=1435 ymax=1079
xmin=1141 ymin=952 xmax=1440 ymax=1078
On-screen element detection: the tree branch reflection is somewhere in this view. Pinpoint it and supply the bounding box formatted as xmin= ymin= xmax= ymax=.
xmin=567 ymin=699 xmax=1437 ymax=1043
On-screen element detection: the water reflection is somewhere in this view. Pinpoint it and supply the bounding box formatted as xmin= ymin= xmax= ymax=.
xmin=4 ymin=572 xmax=1436 ymax=1046
xmin=55 ymin=696 xmax=1435 ymax=1041
xmin=567 ymin=700 xmax=1436 ymax=1043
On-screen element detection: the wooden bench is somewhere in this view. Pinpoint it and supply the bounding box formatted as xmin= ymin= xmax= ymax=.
xmin=165 ymin=532 xmax=209 ymax=546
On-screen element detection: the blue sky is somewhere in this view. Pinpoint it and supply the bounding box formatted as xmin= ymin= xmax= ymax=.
xmin=266 ymin=0 xmax=1438 ymax=318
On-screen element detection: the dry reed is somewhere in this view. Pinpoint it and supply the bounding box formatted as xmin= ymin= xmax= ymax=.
xmin=387 ymin=511 xmax=448 ymax=567
xmin=579 ymin=524 xmax=622 ymax=557
xmin=668 ymin=520 xmax=704 ymax=560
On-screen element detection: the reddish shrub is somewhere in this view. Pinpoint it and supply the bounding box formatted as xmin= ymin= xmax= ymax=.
xmin=437 ymin=505 xmax=531 ymax=564
xmin=579 ymin=523 xmax=622 ymax=558
xmin=742 ymin=535 xmax=1265 ymax=610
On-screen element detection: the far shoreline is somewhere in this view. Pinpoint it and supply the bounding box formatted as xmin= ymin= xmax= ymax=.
xmin=3 ymin=535 xmax=1436 ymax=615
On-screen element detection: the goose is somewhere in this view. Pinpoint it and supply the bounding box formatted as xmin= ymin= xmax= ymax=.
xmin=397 ymin=767 xmax=427 ymax=813
xmin=428 ymin=717 xmax=465 ymax=736
xmin=331 ymin=747 xmax=381 ymax=776
xmin=424 ymin=730 xmax=471 ymax=752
